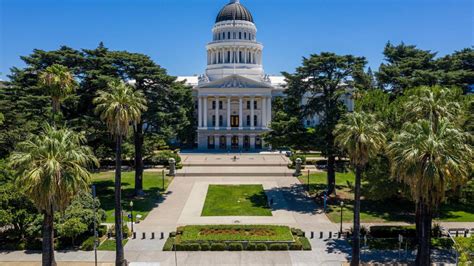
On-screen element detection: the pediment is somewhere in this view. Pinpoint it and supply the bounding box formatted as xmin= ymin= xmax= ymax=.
xmin=198 ymin=74 xmax=273 ymax=89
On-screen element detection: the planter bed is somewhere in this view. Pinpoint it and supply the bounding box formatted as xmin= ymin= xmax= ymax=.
xmin=163 ymin=225 xmax=311 ymax=251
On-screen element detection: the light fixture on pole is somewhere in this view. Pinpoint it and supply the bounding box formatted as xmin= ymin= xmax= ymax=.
xmin=130 ymin=201 xmax=134 ymax=234
xmin=340 ymin=201 xmax=344 ymax=234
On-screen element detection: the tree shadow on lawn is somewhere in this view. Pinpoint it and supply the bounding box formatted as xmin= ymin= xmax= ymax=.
xmin=248 ymin=191 xmax=272 ymax=210
xmin=263 ymin=183 xmax=320 ymax=215
xmin=93 ymin=180 xmax=171 ymax=219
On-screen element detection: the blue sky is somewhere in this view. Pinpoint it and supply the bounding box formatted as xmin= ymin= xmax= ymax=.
xmin=1 ymin=0 xmax=472 ymax=80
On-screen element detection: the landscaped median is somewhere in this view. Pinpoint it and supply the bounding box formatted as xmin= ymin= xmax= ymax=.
xmin=162 ymin=225 xmax=311 ymax=251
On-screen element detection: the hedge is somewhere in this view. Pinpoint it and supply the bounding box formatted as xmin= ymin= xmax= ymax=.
xmin=179 ymin=225 xmax=294 ymax=242
xmin=269 ymin=243 xmax=289 ymax=251
xmin=228 ymin=243 xmax=243 ymax=251
xmin=210 ymin=243 xmax=226 ymax=251
xmin=81 ymin=236 xmax=95 ymax=251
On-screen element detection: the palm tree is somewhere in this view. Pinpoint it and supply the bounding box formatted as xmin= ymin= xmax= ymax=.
xmin=94 ymin=80 xmax=147 ymax=266
xmin=9 ymin=124 xmax=98 ymax=266
xmin=38 ymin=64 xmax=77 ymax=122
xmin=388 ymin=119 xmax=472 ymax=265
xmin=334 ymin=111 xmax=386 ymax=266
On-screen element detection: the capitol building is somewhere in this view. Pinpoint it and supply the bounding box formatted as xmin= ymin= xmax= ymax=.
xmin=179 ymin=0 xmax=353 ymax=151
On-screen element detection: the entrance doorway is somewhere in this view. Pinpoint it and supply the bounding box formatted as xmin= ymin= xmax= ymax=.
xmin=255 ymin=136 xmax=262 ymax=149
xmin=230 ymin=115 xmax=239 ymax=128
xmin=207 ymin=136 xmax=215 ymax=149
xmin=243 ymin=136 xmax=250 ymax=150
xmin=231 ymin=136 xmax=239 ymax=150
xmin=219 ymin=136 xmax=227 ymax=149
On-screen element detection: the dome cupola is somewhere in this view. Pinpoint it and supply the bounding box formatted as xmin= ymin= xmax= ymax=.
xmin=216 ymin=0 xmax=254 ymax=23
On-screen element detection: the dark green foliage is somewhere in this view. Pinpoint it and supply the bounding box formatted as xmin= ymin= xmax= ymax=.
xmin=210 ymin=243 xmax=226 ymax=251
xmin=289 ymin=154 xmax=306 ymax=167
xmin=147 ymin=150 xmax=181 ymax=166
xmin=369 ymin=225 xmax=417 ymax=238
xmin=289 ymin=241 xmax=303 ymax=250
xmin=291 ymin=228 xmax=305 ymax=237
xmin=98 ymin=225 xmax=107 ymax=237
xmin=268 ymin=243 xmax=289 ymax=251
xmin=200 ymin=243 xmax=210 ymax=251
xmin=246 ymin=243 xmax=257 ymax=251
xmin=228 ymin=243 xmax=243 ymax=251
xmin=80 ymin=236 xmax=96 ymax=251
xmin=255 ymin=243 xmax=267 ymax=251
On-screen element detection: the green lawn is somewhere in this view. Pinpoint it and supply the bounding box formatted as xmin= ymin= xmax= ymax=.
xmin=98 ymin=239 xmax=128 ymax=251
xmin=92 ymin=171 xmax=173 ymax=223
xmin=298 ymin=171 xmax=474 ymax=223
xmin=201 ymin=185 xmax=272 ymax=216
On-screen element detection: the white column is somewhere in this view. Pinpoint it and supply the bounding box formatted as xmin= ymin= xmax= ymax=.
xmin=239 ymin=97 xmax=243 ymax=129
xmin=262 ymin=97 xmax=266 ymax=128
xmin=267 ymin=96 xmax=272 ymax=126
xmin=250 ymin=134 xmax=256 ymax=150
xmin=198 ymin=96 xmax=202 ymax=128
xmin=203 ymin=96 xmax=208 ymax=128
xmin=227 ymin=97 xmax=231 ymax=129
xmin=215 ymin=135 xmax=220 ymax=150
xmin=250 ymin=96 xmax=255 ymax=129
xmin=215 ymin=96 xmax=219 ymax=129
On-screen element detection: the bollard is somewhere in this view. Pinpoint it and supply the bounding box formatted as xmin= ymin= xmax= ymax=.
xmin=133 ymin=232 xmax=136 ymax=239
xmin=465 ymin=230 xmax=468 ymax=237
xmin=161 ymin=232 xmax=164 ymax=239
xmin=142 ymin=232 xmax=146 ymax=239
xmin=456 ymin=231 xmax=459 ymax=237
xmin=338 ymin=232 xmax=341 ymax=239
xmin=168 ymin=158 xmax=176 ymax=176
xmin=293 ymin=158 xmax=302 ymax=177
xmin=320 ymin=232 xmax=323 ymax=239
xmin=151 ymin=232 xmax=155 ymax=239
xmin=310 ymin=232 xmax=314 ymax=239
xmin=329 ymin=232 xmax=332 ymax=238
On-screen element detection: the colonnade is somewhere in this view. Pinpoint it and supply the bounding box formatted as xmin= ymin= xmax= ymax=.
xmin=207 ymin=47 xmax=262 ymax=65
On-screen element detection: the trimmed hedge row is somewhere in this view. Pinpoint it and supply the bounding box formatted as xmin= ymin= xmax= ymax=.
xmin=162 ymin=237 xmax=312 ymax=251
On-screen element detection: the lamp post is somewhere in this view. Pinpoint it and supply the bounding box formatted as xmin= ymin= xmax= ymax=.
xmin=340 ymin=201 xmax=344 ymax=234
xmin=91 ymin=185 xmax=98 ymax=266
xmin=130 ymin=201 xmax=134 ymax=234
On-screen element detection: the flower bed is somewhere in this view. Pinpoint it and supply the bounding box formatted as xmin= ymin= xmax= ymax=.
xmin=163 ymin=225 xmax=311 ymax=251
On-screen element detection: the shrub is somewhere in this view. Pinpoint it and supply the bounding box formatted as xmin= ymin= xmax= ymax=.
xmin=81 ymin=236 xmax=95 ymax=251
xmin=187 ymin=243 xmax=201 ymax=251
xmin=162 ymin=238 xmax=174 ymax=251
xmin=228 ymin=243 xmax=243 ymax=251
xmin=291 ymin=228 xmax=305 ymax=237
xmin=200 ymin=243 xmax=210 ymax=251
xmin=210 ymin=243 xmax=226 ymax=251
xmin=98 ymin=225 xmax=107 ymax=237
xmin=289 ymin=240 xmax=303 ymax=250
xmin=147 ymin=150 xmax=181 ymax=166
xmin=290 ymin=154 xmax=306 ymax=166
xmin=269 ymin=243 xmax=289 ymax=251
xmin=300 ymin=237 xmax=312 ymax=251
xmin=175 ymin=243 xmax=186 ymax=251
xmin=369 ymin=226 xmax=416 ymax=238
xmin=108 ymin=224 xmax=130 ymax=238
xmin=25 ymin=239 xmax=42 ymax=250
xmin=246 ymin=243 xmax=257 ymax=251
xmin=169 ymin=231 xmax=177 ymax=238
xmin=255 ymin=243 xmax=267 ymax=251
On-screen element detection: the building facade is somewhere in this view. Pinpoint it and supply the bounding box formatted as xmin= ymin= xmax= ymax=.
xmin=178 ymin=0 xmax=353 ymax=151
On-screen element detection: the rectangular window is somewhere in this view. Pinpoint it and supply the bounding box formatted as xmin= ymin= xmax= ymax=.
xmin=246 ymin=115 xmax=251 ymax=126
xmin=212 ymin=101 xmax=216 ymax=110
xmin=244 ymin=32 xmax=247 ymax=39
xmin=212 ymin=115 xmax=216 ymax=126
xmin=219 ymin=115 xmax=223 ymax=126
xmin=254 ymin=100 xmax=257 ymax=109
xmin=219 ymin=101 xmax=223 ymax=110
xmin=254 ymin=115 xmax=258 ymax=126
xmin=228 ymin=32 xmax=230 ymax=39
xmin=233 ymin=32 xmax=236 ymax=39
xmin=246 ymin=101 xmax=251 ymax=109
xmin=239 ymin=32 xmax=242 ymax=39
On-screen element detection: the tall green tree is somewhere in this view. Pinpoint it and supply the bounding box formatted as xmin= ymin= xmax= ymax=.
xmin=377 ymin=42 xmax=438 ymax=94
xmin=388 ymin=119 xmax=472 ymax=265
xmin=334 ymin=112 xmax=386 ymax=266
xmin=38 ymin=64 xmax=77 ymax=122
xmin=9 ymin=125 xmax=98 ymax=266
xmin=436 ymin=47 xmax=474 ymax=93
xmin=94 ymin=80 xmax=147 ymax=266
xmin=283 ymin=52 xmax=367 ymax=194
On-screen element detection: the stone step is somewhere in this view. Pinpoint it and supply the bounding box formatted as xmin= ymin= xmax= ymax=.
xmin=182 ymin=163 xmax=288 ymax=167
xmin=176 ymin=166 xmax=294 ymax=177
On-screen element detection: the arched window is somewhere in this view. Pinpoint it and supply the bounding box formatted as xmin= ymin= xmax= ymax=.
xmin=222 ymin=32 xmax=225 ymax=39
xmin=244 ymin=32 xmax=247 ymax=39
xmin=227 ymin=51 xmax=231 ymax=63
xmin=227 ymin=32 xmax=231 ymax=39
xmin=239 ymin=32 xmax=242 ymax=39
xmin=239 ymin=51 xmax=242 ymax=63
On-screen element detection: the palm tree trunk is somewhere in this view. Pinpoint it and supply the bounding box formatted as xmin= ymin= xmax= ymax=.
xmin=327 ymin=155 xmax=336 ymax=194
xmin=133 ymin=122 xmax=144 ymax=196
xmin=350 ymin=166 xmax=362 ymax=266
xmin=114 ymin=136 xmax=126 ymax=266
xmin=415 ymin=201 xmax=432 ymax=266
xmin=42 ymin=205 xmax=56 ymax=266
